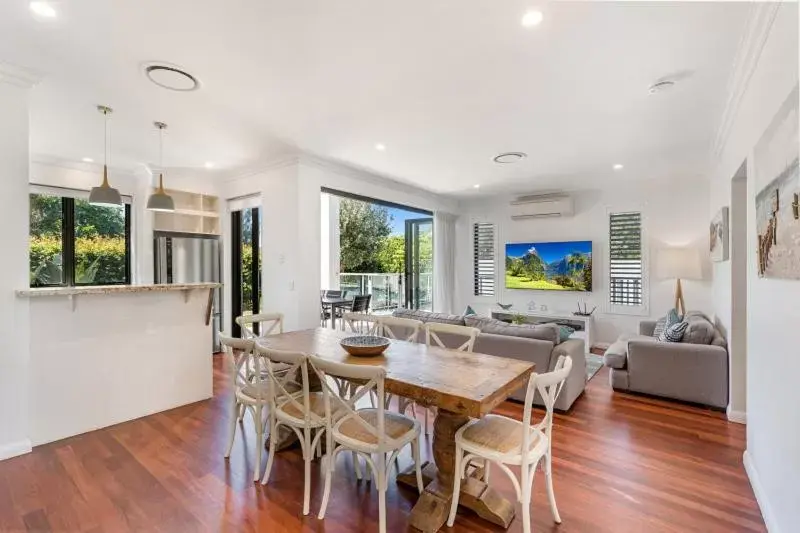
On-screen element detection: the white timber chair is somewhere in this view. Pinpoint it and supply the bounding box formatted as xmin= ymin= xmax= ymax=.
xmin=375 ymin=315 xmax=423 ymax=343
xmin=220 ymin=334 xmax=271 ymax=482
xmin=312 ymin=354 xmax=424 ymax=533
xmin=236 ymin=312 xmax=284 ymax=339
xmin=258 ymin=345 xmax=328 ymax=516
xmin=447 ymin=355 xmax=573 ymax=533
xmin=341 ymin=312 xmax=379 ymax=335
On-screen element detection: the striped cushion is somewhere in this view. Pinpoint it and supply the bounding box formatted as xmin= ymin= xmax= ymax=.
xmin=659 ymin=321 xmax=689 ymax=342
xmin=652 ymin=317 xmax=667 ymax=339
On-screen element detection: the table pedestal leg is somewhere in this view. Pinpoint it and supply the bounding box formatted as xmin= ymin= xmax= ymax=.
xmin=397 ymin=410 xmax=516 ymax=532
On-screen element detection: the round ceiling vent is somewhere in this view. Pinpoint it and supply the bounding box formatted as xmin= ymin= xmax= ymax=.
xmin=143 ymin=63 xmax=200 ymax=92
xmin=493 ymin=152 xmax=527 ymax=164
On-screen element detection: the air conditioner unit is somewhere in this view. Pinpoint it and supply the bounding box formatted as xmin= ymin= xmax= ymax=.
xmin=510 ymin=193 xmax=573 ymax=220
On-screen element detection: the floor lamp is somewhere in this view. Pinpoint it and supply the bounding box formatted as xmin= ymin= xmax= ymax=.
xmin=656 ymin=247 xmax=702 ymax=317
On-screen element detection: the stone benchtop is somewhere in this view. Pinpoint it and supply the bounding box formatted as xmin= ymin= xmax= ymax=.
xmin=17 ymin=282 xmax=222 ymax=298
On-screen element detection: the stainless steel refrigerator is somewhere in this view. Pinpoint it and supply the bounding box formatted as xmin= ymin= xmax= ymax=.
xmin=154 ymin=232 xmax=222 ymax=351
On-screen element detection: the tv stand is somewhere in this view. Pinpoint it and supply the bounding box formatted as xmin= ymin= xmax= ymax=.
xmin=490 ymin=308 xmax=594 ymax=354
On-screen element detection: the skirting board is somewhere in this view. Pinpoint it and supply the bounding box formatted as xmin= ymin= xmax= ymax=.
xmin=744 ymin=450 xmax=779 ymax=533
xmin=0 ymin=439 xmax=32 ymax=461
xmin=727 ymin=406 xmax=747 ymax=424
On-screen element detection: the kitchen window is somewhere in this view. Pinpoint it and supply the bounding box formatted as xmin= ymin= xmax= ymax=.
xmin=29 ymin=187 xmax=131 ymax=287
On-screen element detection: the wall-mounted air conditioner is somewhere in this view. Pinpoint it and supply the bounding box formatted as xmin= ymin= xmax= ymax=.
xmin=510 ymin=193 xmax=574 ymax=220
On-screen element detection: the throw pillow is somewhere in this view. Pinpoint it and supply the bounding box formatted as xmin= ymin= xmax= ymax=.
xmin=667 ymin=308 xmax=682 ymax=324
xmin=557 ymin=325 xmax=575 ymax=343
xmin=659 ymin=321 xmax=689 ymax=342
xmin=652 ymin=316 xmax=667 ymax=339
xmin=463 ymin=305 xmax=477 ymax=316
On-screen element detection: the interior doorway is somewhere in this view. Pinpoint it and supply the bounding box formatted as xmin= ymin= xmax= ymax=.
xmin=729 ymin=161 xmax=748 ymax=420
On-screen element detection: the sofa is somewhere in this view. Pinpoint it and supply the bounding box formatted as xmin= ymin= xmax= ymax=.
xmin=392 ymin=309 xmax=587 ymax=411
xmin=603 ymin=311 xmax=728 ymax=408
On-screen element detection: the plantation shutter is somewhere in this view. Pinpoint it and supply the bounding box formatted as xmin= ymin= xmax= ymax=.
xmin=473 ymin=222 xmax=495 ymax=296
xmin=609 ymin=212 xmax=642 ymax=306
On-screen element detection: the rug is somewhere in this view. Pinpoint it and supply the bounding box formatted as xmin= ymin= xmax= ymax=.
xmin=586 ymin=350 xmax=604 ymax=381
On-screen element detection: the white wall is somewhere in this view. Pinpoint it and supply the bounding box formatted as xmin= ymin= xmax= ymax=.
xmin=217 ymin=156 xmax=457 ymax=333
xmin=0 ymin=74 xmax=33 ymax=460
xmin=708 ymin=4 xmax=798 ymax=532
xmin=455 ymin=179 xmax=712 ymax=345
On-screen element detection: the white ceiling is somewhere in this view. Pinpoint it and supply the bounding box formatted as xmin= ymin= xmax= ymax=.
xmin=1 ymin=1 xmax=750 ymax=196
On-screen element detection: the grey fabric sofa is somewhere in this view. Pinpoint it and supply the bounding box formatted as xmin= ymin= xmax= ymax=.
xmin=603 ymin=311 xmax=728 ymax=408
xmin=392 ymin=309 xmax=587 ymax=411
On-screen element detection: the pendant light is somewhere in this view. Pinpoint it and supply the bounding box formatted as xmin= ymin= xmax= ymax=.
xmin=89 ymin=105 xmax=123 ymax=206
xmin=146 ymin=121 xmax=175 ymax=212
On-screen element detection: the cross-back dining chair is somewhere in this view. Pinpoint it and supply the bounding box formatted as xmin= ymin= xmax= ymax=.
xmin=341 ymin=312 xmax=379 ymax=334
xmin=236 ymin=312 xmax=284 ymax=339
xmin=424 ymin=322 xmax=480 ymax=352
xmin=257 ymin=345 xmax=328 ymax=516
xmin=310 ymin=354 xmax=423 ymax=533
xmin=376 ymin=315 xmax=423 ymax=342
xmin=219 ymin=334 xmax=269 ymax=482
xmin=447 ymin=355 xmax=573 ymax=533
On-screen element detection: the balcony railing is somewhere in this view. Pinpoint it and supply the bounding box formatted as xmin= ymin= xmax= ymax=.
xmin=338 ymin=272 xmax=433 ymax=312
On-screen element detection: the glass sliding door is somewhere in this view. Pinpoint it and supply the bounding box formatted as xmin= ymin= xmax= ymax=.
xmin=404 ymin=217 xmax=433 ymax=311
xmin=231 ymin=207 xmax=261 ymax=337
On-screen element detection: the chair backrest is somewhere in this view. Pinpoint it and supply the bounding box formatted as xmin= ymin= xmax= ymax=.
xmin=323 ymin=290 xmax=342 ymax=299
xmin=236 ymin=312 xmax=284 ymax=339
xmin=350 ymin=294 xmax=371 ymax=313
xmin=424 ymin=322 xmax=480 ymax=352
xmin=255 ymin=344 xmax=320 ymax=425
xmin=341 ymin=312 xmax=379 ymax=334
xmin=219 ymin=333 xmax=269 ymax=401
xmin=376 ymin=316 xmax=423 ymax=342
xmin=521 ymin=355 xmax=573 ymax=453
xmin=308 ymin=355 xmax=397 ymax=451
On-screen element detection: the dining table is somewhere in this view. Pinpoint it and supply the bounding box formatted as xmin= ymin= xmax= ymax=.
xmin=257 ymin=327 xmax=535 ymax=532
xmin=320 ymin=296 xmax=353 ymax=329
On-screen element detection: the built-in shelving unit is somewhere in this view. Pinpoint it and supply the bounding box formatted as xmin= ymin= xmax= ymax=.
xmin=152 ymin=189 xmax=220 ymax=235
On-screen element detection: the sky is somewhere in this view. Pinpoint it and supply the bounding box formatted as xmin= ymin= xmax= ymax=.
xmin=386 ymin=206 xmax=427 ymax=235
xmin=505 ymin=241 xmax=592 ymax=264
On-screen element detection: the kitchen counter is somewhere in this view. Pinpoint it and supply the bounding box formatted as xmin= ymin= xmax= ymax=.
xmin=17 ymin=282 xmax=221 ymax=297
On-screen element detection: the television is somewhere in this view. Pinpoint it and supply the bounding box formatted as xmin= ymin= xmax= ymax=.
xmin=505 ymin=240 xmax=592 ymax=291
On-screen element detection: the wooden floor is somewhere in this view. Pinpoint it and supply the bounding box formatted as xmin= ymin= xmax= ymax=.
xmin=0 ymin=355 xmax=764 ymax=533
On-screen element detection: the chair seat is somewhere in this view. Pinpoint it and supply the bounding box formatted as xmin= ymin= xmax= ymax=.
xmin=276 ymin=392 xmax=328 ymax=426
xmin=334 ymin=408 xmax=419 ymax=449
xmin=459 ymin=415 xmax=547 ymax=457
xmin=236 ymin=385 xmax=270 ymax=405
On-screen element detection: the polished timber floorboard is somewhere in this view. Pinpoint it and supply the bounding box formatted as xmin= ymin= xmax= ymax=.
xmin=0 ymin=355 xmax=764 ymax=533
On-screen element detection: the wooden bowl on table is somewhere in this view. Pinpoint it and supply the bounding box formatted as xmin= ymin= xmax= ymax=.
xmin=340 ymin=335 xmax=391 ymax=357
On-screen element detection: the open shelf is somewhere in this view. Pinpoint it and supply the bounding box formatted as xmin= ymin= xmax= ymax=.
xmin=152 ymin=189 xmax=220 ymax=235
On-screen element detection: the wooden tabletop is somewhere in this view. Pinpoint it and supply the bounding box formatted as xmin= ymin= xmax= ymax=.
xmin=320 ymin=297 xmax=353 ymax=306
xmin=257 ymin=328 xmax=534 ymax=418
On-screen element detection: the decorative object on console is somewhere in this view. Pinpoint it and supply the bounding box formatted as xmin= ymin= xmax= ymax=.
xmin=574 ymin=301 xmax=596 ymax=317
xmin=709 ymin=206 xmax=729 ymax=262
xmin=754 ymin=85 xmax=800 ymax=279
xmin=656 ymin=247 xmax=702 ymax=317
xmin=497 ymin=302 xmax=513 ymax=311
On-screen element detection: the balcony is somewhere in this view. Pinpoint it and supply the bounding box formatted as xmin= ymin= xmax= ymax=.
xmin=338 ymin=272 xmax=432 ymax=313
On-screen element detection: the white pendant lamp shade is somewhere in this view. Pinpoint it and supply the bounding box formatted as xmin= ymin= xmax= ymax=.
xmin=147 ymin=121 xmax=175 ymax=212
xmin=89 ymin=105 xmax=123 ymax=206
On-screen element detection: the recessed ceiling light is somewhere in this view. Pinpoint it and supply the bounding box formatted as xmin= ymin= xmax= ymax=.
xmin=204 ymin=162 xmax=214 ymax=169
xmin=375 ymin=143 xmax=386 ymax=151
xmin=143 ymin=63 xmax=200 ymax=92
xmin=82 ymin=157 xmax=94 ymax=163
xmin=648 ymin=80 xmax=676 ymax=94
xmin=613 ymin=164 xmax=624 ymax=170
xmin=521 ymin=10 xmax=543 ymax=27
xmin=30 ymin=1 xmax=56 ymax=18
xmin=474 ymin=184 xmax=481 ymax=189
xmin=493 ymin=152 xmax=527 ymax=164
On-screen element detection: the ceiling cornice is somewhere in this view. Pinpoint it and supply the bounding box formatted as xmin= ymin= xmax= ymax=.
xmin=0 ymin=62 xmax=43 ymax=89
xmin=711 ymin=2 xmax=781 ymax=160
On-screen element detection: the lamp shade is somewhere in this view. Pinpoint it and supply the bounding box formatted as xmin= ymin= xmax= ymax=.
xmin=88 ymin=165 xmax=122 ymax=206
xmin=146 ymin=190 xmax=175 ymax=212
xmin=656 ymin=247 xmax=702 ymax=280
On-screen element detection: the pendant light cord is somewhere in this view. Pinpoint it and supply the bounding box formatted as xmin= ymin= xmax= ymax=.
xmin=104 ymin=109 xmax=109 ymax=167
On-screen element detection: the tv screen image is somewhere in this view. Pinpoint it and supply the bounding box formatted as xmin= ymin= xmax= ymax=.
xmin=505 ymin=241 xmax=592 ymax=291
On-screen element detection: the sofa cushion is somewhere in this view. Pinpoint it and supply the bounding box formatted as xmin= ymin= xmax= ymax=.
xmin=660 ymin=321 xmax=689 ymax=342
xmin=465 ymin=316 xmax=559 ymax=345
xmin=681 ymin=314 xmax=715 ymax=345
xmin=392 ymin=308 xmax=465 ymax=326
xmin=652 ymin=317 xmax=667 ymax=339
xmin=603 ymin=340 xmax=628 ymax=369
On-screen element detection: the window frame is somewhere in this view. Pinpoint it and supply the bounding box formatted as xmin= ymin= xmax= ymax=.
xmin=29 ymin=189 xmax=132 ymax=288
xmin=606 ymin=208 xmax=649 ymax=316
xmin=472 ymin=221 xmax=496 ymax=297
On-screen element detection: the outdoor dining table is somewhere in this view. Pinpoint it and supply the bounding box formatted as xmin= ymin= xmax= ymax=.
xmin=320 ymin=296 xmax=353 ymax=329
xmin=257 ymin=327 xmax=535 ymax=532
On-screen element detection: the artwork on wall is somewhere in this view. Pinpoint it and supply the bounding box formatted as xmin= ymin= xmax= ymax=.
xmin=709 ymin=207 xmax=729 ymax=262
xmin=754 ymin=85 xmax=800 ymax=280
